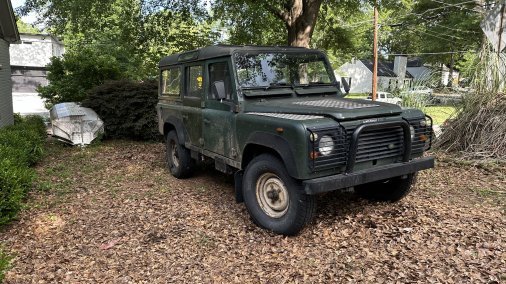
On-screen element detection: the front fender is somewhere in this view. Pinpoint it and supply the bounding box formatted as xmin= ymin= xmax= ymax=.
xmin=243 ymin=132 xmax=299 ymax=178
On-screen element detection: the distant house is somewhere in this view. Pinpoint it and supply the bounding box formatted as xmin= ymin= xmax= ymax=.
xmin=0 ymin=0 xmax=20 ymax=127
xmin=338 ymin=56 xmax=414 ymax=93
xmin=10 ymin=33 xmax=65 ymax=116
xmin=405 ymin=58 xmax=433 ymax=85
xmin=405 ymin=58 xmax=460 ymax=87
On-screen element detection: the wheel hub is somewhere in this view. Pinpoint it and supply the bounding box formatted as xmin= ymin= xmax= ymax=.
xmin=256 ymin=173 xmax=289 ymax=218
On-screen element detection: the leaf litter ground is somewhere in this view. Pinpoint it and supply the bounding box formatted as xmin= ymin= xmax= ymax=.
xmin=0 ymin=140 xmax=504 ymax=283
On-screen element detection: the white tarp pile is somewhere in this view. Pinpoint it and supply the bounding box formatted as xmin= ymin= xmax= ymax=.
xmin=50 ymin=102 xmax=104 ymax=146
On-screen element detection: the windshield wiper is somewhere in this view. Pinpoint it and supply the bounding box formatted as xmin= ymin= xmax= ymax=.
xmin=296 ymin=82 xmax=337 ymax=88
xmin=240 ymin=83 xmax=292 ymax=91
xmin=264 ymin=82 xmax=293 ymax=90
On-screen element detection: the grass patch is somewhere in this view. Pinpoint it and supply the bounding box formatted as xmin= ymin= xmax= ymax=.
xmin=345 ymin=93 xmax=368 ymax=99
xmin=422 ymin=106 xmax=458 ymax=125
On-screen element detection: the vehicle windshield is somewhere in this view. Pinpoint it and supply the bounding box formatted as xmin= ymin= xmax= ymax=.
xmin=234 ymin=52 xmax=335 ymax=89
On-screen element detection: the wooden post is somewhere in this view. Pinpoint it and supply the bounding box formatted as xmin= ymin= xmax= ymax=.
xmin=372 ymin=0 xmax=379 ymax=101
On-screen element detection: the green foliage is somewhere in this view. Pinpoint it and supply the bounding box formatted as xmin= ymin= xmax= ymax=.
xmin=82 ymin=80 xmax=160 ymax=140
xmin=37 ymin=48 xmax=123 ymax=108
xmin=0 ymin=116 xmax=46 ymax=226
xmin=16 ymin=19 xmax=40 ymax=34
xmin=213 ymin=0 xmax=286 ymax=46
xmin=382 ymin=0 xmax=482 ymax=71
xmin=20 ymin=0 xmax=218 ymax=80
xmin=0 ymin=247 xmax=11 ymax=282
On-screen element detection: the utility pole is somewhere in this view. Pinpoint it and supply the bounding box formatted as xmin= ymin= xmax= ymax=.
xmin=372 ymin=0 xmax=379 ymax=101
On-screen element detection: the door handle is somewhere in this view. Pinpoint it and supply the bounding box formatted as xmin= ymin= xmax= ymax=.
xmin=203 ymin=118 xmax=210 ymax=124
xmin=182 ymin=114 xmax=189 ymax=119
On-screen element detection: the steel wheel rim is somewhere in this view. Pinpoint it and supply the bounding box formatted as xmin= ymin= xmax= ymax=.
xmin=170 ymin=140 xmax=180 ymax=168
xmin=255 ymin=173 xmax=289 ymax=218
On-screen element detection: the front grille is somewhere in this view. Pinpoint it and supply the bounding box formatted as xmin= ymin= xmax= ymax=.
xmin=351 ymin=126 xmax=404 ymax=162
xmin=309 ymin=117 xmax=432 ymax=172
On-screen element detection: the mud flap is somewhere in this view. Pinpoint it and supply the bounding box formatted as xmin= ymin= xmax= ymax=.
xmin=234 ymin=170 xmax=244 ymax=203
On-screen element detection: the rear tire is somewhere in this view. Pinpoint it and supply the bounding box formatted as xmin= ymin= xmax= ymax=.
xmin=242 ymin=154 xmax=316 ymax=235
xmin=165 ymin=130 xmax=194 ymax=178
xmin=355 ymin=174 xmax=416 ymax=202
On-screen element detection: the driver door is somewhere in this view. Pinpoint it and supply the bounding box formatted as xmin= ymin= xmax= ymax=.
xmin=202 ymin=59 xmax=236 ymax=158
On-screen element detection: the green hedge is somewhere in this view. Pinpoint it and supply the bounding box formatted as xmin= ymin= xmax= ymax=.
xmin=0 ymin=115 xmax=46 ymax=225
xmin=82 ymin=80 xmax=160 ymax=140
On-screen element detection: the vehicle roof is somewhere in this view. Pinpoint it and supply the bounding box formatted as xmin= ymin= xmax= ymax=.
xmin=158 ymin=44 xmax=320 ymax=67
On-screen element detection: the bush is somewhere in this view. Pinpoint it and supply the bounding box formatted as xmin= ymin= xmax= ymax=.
xmin=0 ymin=115 xmax=46 ymax=226
xmin=82 ymin=80 xmax=160 ymax=140
xmin=38 ymin=48 xmax=124 ymax=108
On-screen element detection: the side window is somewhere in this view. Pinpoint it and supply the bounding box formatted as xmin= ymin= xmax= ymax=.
xmin=208 ymin=62 xmax=233 ymax=100
xmin=161 ymin=67 xmax=181 ymax=96
xmin=186 ymin=65 xmax=204 ymax=98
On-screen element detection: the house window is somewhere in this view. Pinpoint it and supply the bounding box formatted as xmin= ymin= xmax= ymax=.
xmin=161 ymin=68 xmax=181 ymax=97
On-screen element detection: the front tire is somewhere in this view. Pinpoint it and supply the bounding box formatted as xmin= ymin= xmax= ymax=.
xmin=242 ymin=154 xmax=316 ymax=235
xmin=165 ymin=130 xmax=194 ymax=178
xmin=355 ymin=174 xmax=416 ymax=202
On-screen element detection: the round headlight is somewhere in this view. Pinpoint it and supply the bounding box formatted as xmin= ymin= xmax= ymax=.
xmin=318 ymin=135 xmax=335 ymax=156
xmin=420 ymin=120 xmax=427 ymax=127
xmin=410 ymin=126 xmax=415 ymax=140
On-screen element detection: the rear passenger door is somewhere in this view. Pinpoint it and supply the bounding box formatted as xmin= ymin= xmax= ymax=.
xmin=202 ymin=59 xmax=236 ymax=158
xmin=182 ymin=64 xmax=204 ymax=147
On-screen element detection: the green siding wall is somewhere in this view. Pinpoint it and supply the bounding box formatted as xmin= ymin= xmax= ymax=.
xmin=0 ymin=38 xmax=14 ymax=127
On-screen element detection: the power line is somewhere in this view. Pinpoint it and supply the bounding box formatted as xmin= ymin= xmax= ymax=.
xmin=382 ymin=0 xmax=481 ymax=25
xmin=422 ymin=28 xmax=467 ymax=40
xmin=384 ymin=50 xmax=471 ymax=56
xmin=430 ymin=0 xmax=482 ymax=12
xmin=431 ymin=22 xmax=481 ymax=34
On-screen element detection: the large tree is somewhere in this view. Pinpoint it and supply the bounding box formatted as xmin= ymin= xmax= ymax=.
xmin=215 ymin=0 xmax=342 ymax=47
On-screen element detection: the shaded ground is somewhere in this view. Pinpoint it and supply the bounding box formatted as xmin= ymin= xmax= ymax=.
xmin=0 ymin=140 xmax=504 ymax=283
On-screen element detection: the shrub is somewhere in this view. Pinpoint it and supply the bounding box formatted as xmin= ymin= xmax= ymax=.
xmin=0 ymin=115 xmax=46 ymax=226
xmin=37 ymin=47 xmax=124 ymax=108
xmin=82 ymin=80 xmax=160 ymax=140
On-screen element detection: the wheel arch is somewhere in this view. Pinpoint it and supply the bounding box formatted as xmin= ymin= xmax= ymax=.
xmin=241 ymin=132 xmax=299 ymax=178
xmin=163 ymin=116 xmax=187 ymax=145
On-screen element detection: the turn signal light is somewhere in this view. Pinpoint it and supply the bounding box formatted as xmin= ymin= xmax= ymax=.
xmin=309 ymin=151 xmax=320 ymax=160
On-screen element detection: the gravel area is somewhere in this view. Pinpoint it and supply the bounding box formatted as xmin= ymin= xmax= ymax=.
xmin=0 ymin=140 xmax=504 ymax=283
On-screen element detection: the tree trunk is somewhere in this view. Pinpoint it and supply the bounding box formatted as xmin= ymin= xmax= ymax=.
xmin=265 ymin=0 xmax=322 ymax=47
xmin=287 ymin=0 xmax=322 ymax=47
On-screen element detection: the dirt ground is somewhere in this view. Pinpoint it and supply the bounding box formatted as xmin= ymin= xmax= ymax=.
xmin=0 ymin=140 xmax=504 ymax=283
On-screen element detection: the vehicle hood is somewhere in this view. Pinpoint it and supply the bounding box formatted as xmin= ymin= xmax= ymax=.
xmin=242 ymin=96 xmax=402 ymax=121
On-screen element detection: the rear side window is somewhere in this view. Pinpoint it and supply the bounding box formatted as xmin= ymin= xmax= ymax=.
xmin=161 ymin=68 xmax=181 ymax=96
xmin=186 ymin=65 xmax=204 ymax=98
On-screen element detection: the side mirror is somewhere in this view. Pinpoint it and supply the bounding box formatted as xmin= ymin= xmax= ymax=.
xmin=212 ymin=80 xmax=227 ymax=100
xmin=341 ymin=77 xmax=350 ymax=94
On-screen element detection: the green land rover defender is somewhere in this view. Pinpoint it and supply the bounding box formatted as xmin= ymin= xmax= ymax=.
xmin=157 ymin=45 xmax=434 ymax=235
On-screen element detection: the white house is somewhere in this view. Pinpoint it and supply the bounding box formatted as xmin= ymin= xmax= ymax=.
xmin=9 ymin=33 xmax=65 ymax=116
xmin=405 ymin=58 xmax=460 ymax=87
xmin=0 ymin=0 xmax=20 ymax=127
xmin=338 ymin=56 xmax=414 ymax=94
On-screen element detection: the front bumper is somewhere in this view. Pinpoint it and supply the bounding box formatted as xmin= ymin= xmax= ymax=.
xmin=302 ymin=157 xmax=434 ymax=195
